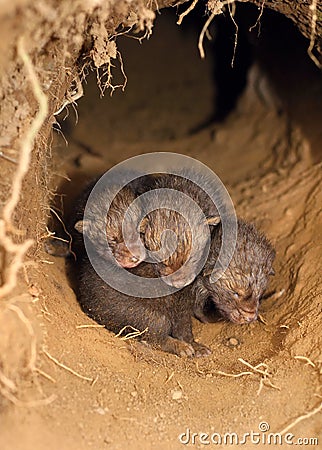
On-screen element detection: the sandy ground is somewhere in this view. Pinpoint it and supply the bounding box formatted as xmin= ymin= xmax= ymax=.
xmin=1 ymin=9 xmax=322 ymax=450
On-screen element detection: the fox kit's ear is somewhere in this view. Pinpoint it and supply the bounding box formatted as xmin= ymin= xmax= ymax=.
xmin=74 ymin=220 xmax=89 ymax=234
xmin=206 ymin=216 xmax=221 ymax=226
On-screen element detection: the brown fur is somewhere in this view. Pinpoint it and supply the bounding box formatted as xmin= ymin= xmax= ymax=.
xmin=71 ymin=179 xmax=145 ymax=268
xmin=77 ymin=256 xmax=211 ymax=357
xmin=193 ymin=219 xmax=276 ymax=324
xmin=131 ymin=173 xmax=220 ymax=288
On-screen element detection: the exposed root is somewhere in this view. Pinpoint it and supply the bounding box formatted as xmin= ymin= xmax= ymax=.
xmin=2 ymin=37 xmax=48 ymax=228
xmin=258 ymin=313 xmax=268 ymax=325
xmin=308 ymin=0 xmax=321 ymax=68
xmin=177 ymin=0 xmax=199 ymax=25
xmin=95 ymin=48 xmax=128 ymax=98
xmin=0 ymin=229 xmax=34 ymax=298
xmin=34 ymin=367 xmax=57 ymax=384
xmin=165 ymin=371 xmax=175 ymax=384
xmin=227 ymin=1 xmax=238 ymax=68
xmin=117 ymin=50 xmax=128 ymax=93
xmin=198 ymin=9 xmax=217 ymax=59
xmin=198 ymin=1 xmax=244 ymax=59
xmin=54 ymin=75 xmax=83 ymax=118
xmin=43 ymin=348 xmax=94 ymax=382
xmin=249 ymin=0 xmax=265 ymax=34
xmin=216 ymin=357 xmax=280 ymax=395
xmin=198 ymin=1 xmax=223 ymax=59
xmin=238 ymin=358 xmax=268 ymax=376
xmin=0 ymin=36 xmax=48 ymax=299
xmin=49 ymin=207 xmax=76 ymax=260
xmin=216 ymin=370 xmax=253 ymax=378
xmin=76 ymin=324 xmax=105 ymax=329
xmin=147 ymin=0 xmax=159 ymax=12
xmin=0 ymin=369 xmax=17 ymax=393
xmin=114 ymin=325 xmax=148 ymax=341
xmin=0 ymin=151 xmax=18 ymax=164
xmin=0 ymin=385 xmax=56 ymax=408
xmin=7 ymin=304 xmax=37 ymax=371
xmin=294 ymin=355 xmax=316 ymax=368
xmin=278 ymin=401 xmax=322 ymax=435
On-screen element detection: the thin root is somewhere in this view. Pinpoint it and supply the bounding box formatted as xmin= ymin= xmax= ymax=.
xmin=198 ymin=1 xmax=236 ymax=59
xmin=49 ymin=207 xmax=76 ymax=260
xmin=216 ymin=370 xmax=254 ymax=378
xmin=294 ymin=355 xmax=316 ymax=368
xmin=227 ymin=1 xmax=238 ymax=68
xmin=8 ymin=303 xmax=37 ymax=371
xmin=278 ymin=401 xmax=322 ymax=435
xmin=249 ymin=0 xmax=266 ymax=34
xmin=0 ymin=36 xmax=48 ymax=299
xmin=165 ymin=371 xmax=175 ymax=384
xmin=3 ymin=37 xmax=48 ymax=227
xmin=54 ymin=75 xmax=83 ymax=117
xmin=34 ymin=367 xmax=57 ymax=383
xmin=43 ymin=348 xmax=94 ymax=382
xmin=177 ymin=0 xmax=199 ymax=25
xmin=308 ymin=0 xmax=321 ymax=68
xmin=0 ymin=369 xmax=17 ymax=392
xmin=114 ymin=325 xmax=148 ymax=341
xmin=216 ymin=357 xmax=280 ymax=395
xmin=0 ymin=151 xmax=18 ymax=164
xmin=0 ymin=386 xmax=56 ymax=408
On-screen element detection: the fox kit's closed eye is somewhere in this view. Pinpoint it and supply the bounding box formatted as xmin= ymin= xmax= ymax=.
xmin=131 ymin=173 xmax=220 ymax=288
xmin=72 ymin=180 xmax=146 ymax=268
xmin=193 ymin=219 xmax=275 ymax=325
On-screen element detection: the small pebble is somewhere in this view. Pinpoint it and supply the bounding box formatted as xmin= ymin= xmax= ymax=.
xmin=225 ymin=337 xmax=240 ymax=348
xmin=172 ymin=390 xmax=183 ymax=400
xmin=94 ymin=407 xmax=106 ymax=415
